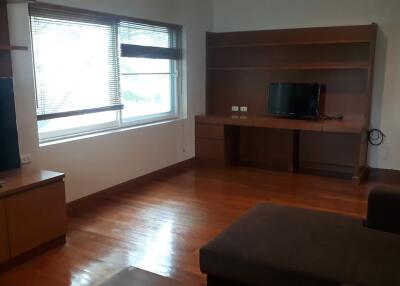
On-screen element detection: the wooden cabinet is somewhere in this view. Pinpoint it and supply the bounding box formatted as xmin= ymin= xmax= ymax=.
xmin=0 ymin=168 xmax=66 ymax=268
xmin=195 ymin=123 xmax=226 ymax=161
xmin=6 ymin=181 xmax=67 ymax=257
xmin=0 ymin=200 xmax=10 ymax=263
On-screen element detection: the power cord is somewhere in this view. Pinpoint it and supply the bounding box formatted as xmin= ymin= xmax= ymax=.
xmin=368 ymin=129 xmax=385 ymax=146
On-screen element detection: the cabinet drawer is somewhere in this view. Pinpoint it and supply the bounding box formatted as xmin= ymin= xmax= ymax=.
xmin=0 ymin=200 xmax=10 ymax=263
xmin=196 ymin=138 xmax=225 ymax=160
xmin=196 ymin=124 xmax=224 ymax=140
xmin=6 ymin=181 xmax=67 ymax=257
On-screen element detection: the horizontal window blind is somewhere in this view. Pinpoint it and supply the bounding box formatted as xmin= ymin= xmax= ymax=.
xmin=119 ymin=21 xmax=182 ymax=60
xmin=30 ymin=7 xmax=122 ymax=121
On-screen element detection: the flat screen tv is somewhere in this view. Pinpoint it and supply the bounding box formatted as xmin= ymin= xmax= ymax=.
xmin=268 ymin=83 xmax=321 ymax=119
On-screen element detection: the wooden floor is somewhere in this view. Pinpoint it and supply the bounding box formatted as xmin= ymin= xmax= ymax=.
xmin=0 ymin=163 xmax=396 ymax=286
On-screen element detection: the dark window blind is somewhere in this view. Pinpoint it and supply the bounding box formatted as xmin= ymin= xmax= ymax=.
xmin=119 ymin=21 xmax=182 ymax=60
xmin=30 ymin=7 xmax=122 ymax=121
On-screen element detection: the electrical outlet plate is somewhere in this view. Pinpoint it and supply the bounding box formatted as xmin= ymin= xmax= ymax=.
xmin=20 ymin=154 xmax=32 ymax=165
xmin=240 ymin=106 xmax=248 ymax=112
xmin=232 ymin=106 xmax=239 ymax=112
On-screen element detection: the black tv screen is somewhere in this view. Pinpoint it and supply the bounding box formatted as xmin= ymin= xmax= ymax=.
xmin=268 ymin=83 xmax=321 ymax=118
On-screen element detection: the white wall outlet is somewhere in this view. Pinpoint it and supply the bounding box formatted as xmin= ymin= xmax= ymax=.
xmin=20 ymin=154 xmax=32 ymax=165
xmin=232 ymin=106 xmax=239 ymax=112
xmin=240 ymin=106 xmax=248 ymax=112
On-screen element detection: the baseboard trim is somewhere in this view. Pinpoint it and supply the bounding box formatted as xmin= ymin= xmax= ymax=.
xmin=67 ymin=158 xmax=195 ymax=214
xmin=67 ymin=161 xmax=399 ymax=214
xmin=367 ymin=167 xmax=400 ymax=185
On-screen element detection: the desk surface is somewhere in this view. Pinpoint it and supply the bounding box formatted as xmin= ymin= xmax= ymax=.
xmin=196 ymin=115 xmax=367 ymax=134
xmin=0 ymin=167 xmax=64 ymax=199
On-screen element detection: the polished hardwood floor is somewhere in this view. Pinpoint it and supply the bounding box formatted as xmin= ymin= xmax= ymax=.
xmin=0 ymin=163 xmax=397 ymax=286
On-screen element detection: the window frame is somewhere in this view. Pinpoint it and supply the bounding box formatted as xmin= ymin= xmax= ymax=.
xmin=37 ymin=112 xmax=121 ymax=143
xmin=29 ymin=3 xmax=183 ymax=143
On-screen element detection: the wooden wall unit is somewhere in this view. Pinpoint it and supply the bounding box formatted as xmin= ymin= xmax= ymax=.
xmin=0 ymin=168 xmax=67 ymax=270
xmin=0 ymin=0 xmax=28 ymax=78
xmin=197 ymin=24 xmax=377 ymax=180
xmin=0 ymin=0 xmax=12 ymax=77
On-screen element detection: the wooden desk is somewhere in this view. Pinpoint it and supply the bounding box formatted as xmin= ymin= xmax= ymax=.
xmin=195 ymin=115 xmax=368 ymax=181
xmin=0 ymin=168 xmax=67 ymax=270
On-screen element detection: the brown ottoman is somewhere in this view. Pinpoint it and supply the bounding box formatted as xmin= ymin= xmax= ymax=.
xmin=200 ymin=203 xmax=400 ymax=286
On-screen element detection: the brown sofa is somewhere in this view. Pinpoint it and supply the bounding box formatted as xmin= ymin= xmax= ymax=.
xmin=200 ymin=187 xmax=400 ymax=286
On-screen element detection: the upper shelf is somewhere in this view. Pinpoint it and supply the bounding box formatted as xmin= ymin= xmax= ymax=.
xmin=207 ymin=61 xmax=370 ymax=71
xmin=208 ymin=39 xmax=371 ymax=49
xmin=0 ymin=45 xmax=29 ymax=51
xmin=207 ymin=23 xmax=377 ymax=48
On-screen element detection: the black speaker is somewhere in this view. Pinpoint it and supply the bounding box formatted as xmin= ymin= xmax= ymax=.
xmin=0 ymin=78 xmax=21 ymax=171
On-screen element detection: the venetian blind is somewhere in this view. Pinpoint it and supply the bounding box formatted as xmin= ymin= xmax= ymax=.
xmin=30 ymin=6 xmax=122 ymax=121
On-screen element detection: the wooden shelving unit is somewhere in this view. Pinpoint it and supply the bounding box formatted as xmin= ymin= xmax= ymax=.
xmin=0 ymin=0 xmax=12 ymax=77
xmin=0 ymin=0 xmax=28 ymax=77
xmin=198 ymin=24 xmax=377 ymax=181
xmin=0 ymin=45 xmax=28 ymax=51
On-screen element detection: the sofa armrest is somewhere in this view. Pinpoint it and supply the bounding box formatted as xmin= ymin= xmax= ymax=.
xmin=366 ymin=185 xmax=400 ymax=234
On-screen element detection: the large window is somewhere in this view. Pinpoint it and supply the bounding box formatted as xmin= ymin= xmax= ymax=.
xmin=30 ymin=5 xmax=182 ymax=142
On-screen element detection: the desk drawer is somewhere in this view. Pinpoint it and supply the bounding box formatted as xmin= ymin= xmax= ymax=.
xmin=196 ymin=138 xmax=225 ymax=160
xmin=196 ymin=124 xmax=224 ymax=140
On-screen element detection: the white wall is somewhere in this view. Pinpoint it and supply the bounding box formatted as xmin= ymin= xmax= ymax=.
xmin=7 ymin=0 xmax=213 ymax=202
xmin=213 ymin=0 xmax=400 ymax=170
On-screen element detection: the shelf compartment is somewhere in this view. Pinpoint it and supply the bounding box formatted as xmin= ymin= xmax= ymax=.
xmin=0 ymin=45 xmax=29 ymax=51
xmin=207 ymin=62 xmax=370 ymax=71
xmin=208 ymin=39 xmax=372 ymax=49
xmin=207 ymin=24 xmax=377 ymax=47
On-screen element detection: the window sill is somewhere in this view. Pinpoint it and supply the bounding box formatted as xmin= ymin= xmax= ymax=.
xmin=39 ymin=117 xmax=184 ymax=147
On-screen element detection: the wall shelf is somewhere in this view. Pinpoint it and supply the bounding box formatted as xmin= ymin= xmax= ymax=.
xmin=0 ymin=45 xmax=29 ymax=51
xmin=208 ymin=39 xmax=371 ymax=49
xmin=207 ymin=62 xmax=370 ymax=71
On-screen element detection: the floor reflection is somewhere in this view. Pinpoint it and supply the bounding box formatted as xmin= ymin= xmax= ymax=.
xmin=136 ymin=220 xmax=174 ymax=275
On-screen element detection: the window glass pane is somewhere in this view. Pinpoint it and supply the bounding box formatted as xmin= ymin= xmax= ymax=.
xmin=120 ymin=58 xmax=171 ymax=74
xmin=38 ymin=111 xmax=118 ymax=134
xmin=118 ymin=22 xmax=178 ymax=121
xmin=31 ymin=17 xmax=119 ymax=117
xmin=119 ymin=23 xmax=170 ymax=48
xmin=121 ymin=74 xmax=173 ymax=119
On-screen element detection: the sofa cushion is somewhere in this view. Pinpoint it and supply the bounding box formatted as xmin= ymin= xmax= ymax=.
xmin=200 ymin=203 xmax=400 ymax=286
